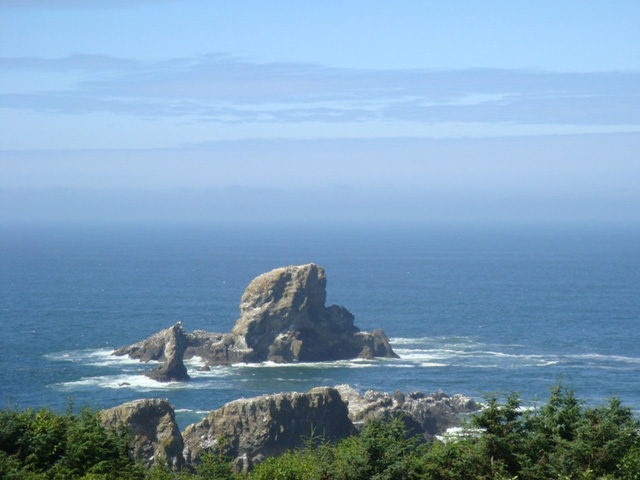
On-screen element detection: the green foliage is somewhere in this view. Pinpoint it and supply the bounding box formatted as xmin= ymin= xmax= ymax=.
xmin=1 ymin=386 xmax=639 ymax=480
xmin=249 ymin=450 xmax=319 ymax=480
xmin=145 ymin=459 xmax=178 ymax=480
xmin=314 ymin=416 xmax=422 ymax=480
xmin=192 ymin=450 xmax=241 ymax=480
xmin=0 ymin=406 xmax=144 ymax=479
xmin=422 ymin=385 xmax=640 ymax=480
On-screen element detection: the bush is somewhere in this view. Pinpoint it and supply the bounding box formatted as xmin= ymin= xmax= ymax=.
xmin=249 ymin=450 xmax=319 ymax=480
xmin=0 ymin=406 xmax=144 ymax=479
xmin=313 ymin=416 xmax=422 ymax=480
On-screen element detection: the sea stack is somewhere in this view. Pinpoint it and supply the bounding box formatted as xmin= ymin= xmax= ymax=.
xmin=232 ymin=263 xmax=397 ymax=362
xmin=114 ymin=264 xmax=398 ymax=369
xmin=143 ymin=322 xmax=190 ymax=382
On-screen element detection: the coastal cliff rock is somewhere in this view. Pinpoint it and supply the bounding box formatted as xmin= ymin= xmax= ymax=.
xmin=100 ymin=398 xmax=184 ymax=470
xmin=102 ymin=385 xmax=478 ymax=472
xmin=182 ymin=386 xmax=354 ymax=472
xmin=232 ymin=264 xmax=398 ymax=362
xmin=113 ymin=264 xmax=398 ymax=369
xmin=335 ymin=384 xmax=478 ymax=440
xmin=143 ymin=322 xmax=190 ymax=382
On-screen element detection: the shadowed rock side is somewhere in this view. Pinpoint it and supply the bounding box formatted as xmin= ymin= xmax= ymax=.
xmin=143 ymin=322 xmax=190 ymax=382
xmin=114 ymin=264 xmax=398 ymax=370
xmin=100 ymin=398 xmax=184 ymax=470
xmin=182 ymin=387 xmax=354 ymax=473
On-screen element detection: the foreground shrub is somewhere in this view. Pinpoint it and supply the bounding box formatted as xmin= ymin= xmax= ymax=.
xmin=420 ymin=385 xmax=640 ymax=480
xmin=1 ymin=385 xmax=639 ymax=480
xmin=249 ymin=450 xmax=319 ymax=480
xmin=0 ymin=405 xmax=143 ymax=479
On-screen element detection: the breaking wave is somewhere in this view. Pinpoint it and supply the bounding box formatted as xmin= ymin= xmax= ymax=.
xmin=390 ymin=337 xmax=640 ymax=370
xmin=45 ymin=348 xmax=153 ymax=367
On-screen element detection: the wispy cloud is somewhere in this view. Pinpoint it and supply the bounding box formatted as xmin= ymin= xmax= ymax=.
xmin=1 ymin=54 xmax=639 ymax=129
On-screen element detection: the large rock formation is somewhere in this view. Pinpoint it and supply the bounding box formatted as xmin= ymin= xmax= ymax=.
xmin=335 ymin=385 xmax=478 ymax=441
xmin=101 ymin=386 xmax=479 ymax=472
xmin=143 ymin=322 xmax=190 ymax=382
xmin=100 ymin=398 xmax=184 ymax=470
xmin=182 ymin=387 xmax=354 ymax=473
xmin=231 ymin=264 xmax=397 ymax=362
xmin=114 ymin=264 xmax=398 ymax=370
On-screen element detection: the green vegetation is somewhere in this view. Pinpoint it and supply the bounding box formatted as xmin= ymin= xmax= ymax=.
xmin=0 ymin=404 xmax=143 ymax=479
xmin=2 ymin=386 xmax=639 ymax=479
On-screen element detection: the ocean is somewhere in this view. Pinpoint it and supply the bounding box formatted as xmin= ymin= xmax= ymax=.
xmin=1 ymin=223 xmax=639 ymax=429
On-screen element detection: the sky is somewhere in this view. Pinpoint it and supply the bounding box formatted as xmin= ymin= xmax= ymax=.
xmin=1 ymin=0 xmax=639 ymax=225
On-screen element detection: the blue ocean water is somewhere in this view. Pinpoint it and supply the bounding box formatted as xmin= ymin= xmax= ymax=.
xmin=1 ymin=223 xmax=639 ymax=429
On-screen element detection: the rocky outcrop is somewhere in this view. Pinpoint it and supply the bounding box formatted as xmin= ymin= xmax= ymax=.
xmin=182 ymin=386 xmax=354 ymax=473
xmin=114 ymin=327 xmax=169 ymax=362
xmin=143 ymin=322 xmax=190 ymax=382
xmin=101 ymin=385 xmax=478 ymax=473
xmin=100 ymin=398 xmax=184 ymax=470
xmin=231 ymin=264 xmax=398 ymax=362
xmin=113 ymin=264 xmax=398 ymax=370
xmin=335 ymin=384 xmax=478 ymax=440
xmin=114 ymin=328 xmax=253 ymax=366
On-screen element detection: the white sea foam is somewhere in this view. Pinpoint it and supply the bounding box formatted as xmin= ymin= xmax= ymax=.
xmin=565 ymin=353 xmax=640 ymax=364
xmin=420 ymin=362 xmax=448 ymax=367
xmin=184 ymin=356 xmax=206 ymax=367
xmin=394 ymin=341 xmax=640 ymax=369
xmin=188 ymin=367 xmax=235 ymax=379
xmin=392 ymin=348 xmax=473 ymax=363
xmin=394 ymin=345 xmax=565 ymax=368
xmin=175 ymin=408 xmax=209 ymax=415
xmin=538 ymin=360 xmax=559 ymax=366
xmin=391 ymin=336 xmax=480 ymax=348
xmin=54 ymin=373 xmax=184 ymax=391
xmin=52 ymin=371 xmax=228 ymax=392
xmin=45 ymin=348 xmax=151 ymax=367
xmin=390 ymin=337 xmax=435 ymax=345
xmin=230 ymin=358 xmax=377 ymax=369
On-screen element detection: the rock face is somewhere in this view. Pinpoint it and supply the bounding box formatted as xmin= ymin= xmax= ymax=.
xmin=335 ymin=384 xmax=478 ymax=440
xmin=100 ymin=398 xmax=184 ymax=470
xmin=232 ymin=264 xmax=397 ymax=362
xmin=143 ymin=322 xmax=190 ymax=382
xmin=101 ymin=386 xmax=478 ymax=473
xmin=113 ymin=264 xmax=398 ymax=369
xmin=182 ymin=387 xmax=354 ymax=473
xmin=114 ymin=328 xmax=168 ymax=362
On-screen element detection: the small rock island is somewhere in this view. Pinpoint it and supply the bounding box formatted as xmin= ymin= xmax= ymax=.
xmin=114 ymin=263 xmax=398 ymax=379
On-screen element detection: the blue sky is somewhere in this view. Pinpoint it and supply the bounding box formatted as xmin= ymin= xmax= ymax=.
xmin=1 ymin=0 xmax=639 ymax=224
